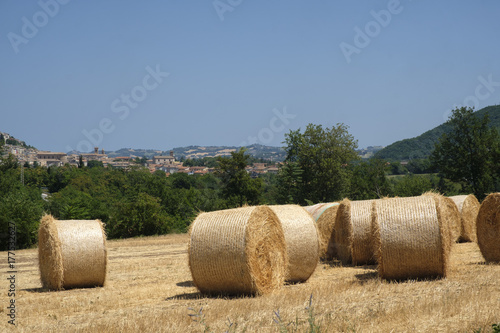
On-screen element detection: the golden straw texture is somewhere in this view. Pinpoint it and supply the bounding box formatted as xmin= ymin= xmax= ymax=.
xmin=188 ymin=206 xmax=287 ymax=295
xmin=269 ymin=205 xmax=319 ymax=283
xmin=476 ymin=193 xmax=500 ymax=262
xmin=38 ymin=215 xmax=108 ymax=290
xmin=306 ymin=203 xmax=339 ymax=260
xmin=372 ymin=196 xmax=450 ymax=280
xmin=424 ymin=192 xmax=461 ymax=244
xmin=450 ymin=194 xmax=480 ymax=242
xmin=335 ymin=199 xmax=376 ymax=265
xmin=38 ymin=215 xmax=64 ymax=290
xmin=305 ymin=203 xmax=337 ymax=221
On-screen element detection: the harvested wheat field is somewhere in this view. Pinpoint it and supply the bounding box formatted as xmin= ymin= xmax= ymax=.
xmin=2 ymin=233 xmax=500 ymax=332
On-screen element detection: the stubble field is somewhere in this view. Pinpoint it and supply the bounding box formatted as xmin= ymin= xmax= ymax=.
xmin=2 ymin=233 xmax=499 ymax=332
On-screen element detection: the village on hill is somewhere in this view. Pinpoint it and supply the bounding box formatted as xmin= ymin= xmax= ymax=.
xmin=0 ymin=132 xmax=280 ymax=177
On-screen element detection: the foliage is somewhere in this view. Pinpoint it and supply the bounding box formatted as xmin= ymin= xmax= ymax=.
xmin=276 ymin=161 xmax=303 ymax=204
xmin=0 ymin=186 xmax=44 ymax=250
xmin=390 ymin=174 xmax=439 ymax=197
xmin=183 ymin=157 xmax=218 ymax=168
xmin=87 ymin=160 xmax=104 ymax=168
xmin=0 ymin=154 xmax=45 ymax=250
xmin=279 ymin=123 xmax=359 ymax=204
xmin=108 ymin=192 xmax=173 ymax=238
xmin=349 ymin=159 xmax=392 ymax=200
xmin=214 ymin=148 xmax=263 ymax=207
xmin=430 ymin=107 xmax=500 ymax=200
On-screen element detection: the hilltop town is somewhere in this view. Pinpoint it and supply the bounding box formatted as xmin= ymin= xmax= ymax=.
xmin=0 ymin=131 xmax=281 ymax=177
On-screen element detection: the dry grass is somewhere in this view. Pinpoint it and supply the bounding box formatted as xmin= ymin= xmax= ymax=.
xmin=2 ymin=233 xmax=500 ymax=332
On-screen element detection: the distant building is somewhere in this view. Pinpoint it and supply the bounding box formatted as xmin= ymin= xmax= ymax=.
xmin=37 ymin=151 xmax=67 ymax=167
xmin=267 ymin=166 xmax=279 ymax=174
xmin=157 ymin=165 xmax=179 ymax=174
xmin=81 ymin=147 xmax=107 ymax=162
xmin=153 ymin=151 xmax=175 ymax=165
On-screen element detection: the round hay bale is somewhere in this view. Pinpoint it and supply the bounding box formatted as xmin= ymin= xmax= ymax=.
xmin=305 ymin=203 xmax=340 ymax=260
xmin=450 ymin=194 xmax=480 ymax=242
xmin=188 ymin=206 xmax=287 ymax=295
xmin=476 ymin=193 xmax=500 ymax=262
xmin=269 ymin=205 xmax=319 ymax=283
xmin=371 ymin=196 xmax=450 ymax=280
xmin=304 ymin=203 xmax=336 ymax=220
xmin=38 ymin=215 xmax=108 ymax=290
xmin=423 ymin=192 xmax=461 ymax=243
xmin=335 ymin=199 xmax=376 ymax=266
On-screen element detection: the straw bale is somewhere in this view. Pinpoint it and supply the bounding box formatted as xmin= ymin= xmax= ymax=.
xmin=476 ymin=193 xmax=500 ymax=262
xmin=38 ymin=215 xmax=108 ymax=290
xmin=372 ymin=196 xmax=450 ymax=280
xmin=423 ymin=192 xmax=461 ymax=244
xmin=305 ymin=203 xmax=336 ymax=221
xmin=335 ymin=199 xmax=376 ymax=265
xmin=450 ymin=194 xmax=480 ymax=242
xmin=269 ymin=205 xmax=319 ymax=283
xmin=305 ymin=203 xmax=339 ymax=260
xmin=188 ymin=206 xmax=287 ymax=295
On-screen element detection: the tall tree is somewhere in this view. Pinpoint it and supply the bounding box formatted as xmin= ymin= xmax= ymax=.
xmin=349 ymin=159 xmax=392 ymax=200
xmin=214 ymin=148 xmax=262 ymax=207
xmin=280 ymin=123 xmax=359 ymax=204
xmin=430 ymin=107 xmax=500 ymax=199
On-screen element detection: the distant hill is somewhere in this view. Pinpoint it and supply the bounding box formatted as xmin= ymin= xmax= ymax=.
xmin=357 ymin=146 xmax=385 ymax=159
xmin=0 ymin=131 xmax=35 ymax=150
xmin=104 ymin=144 xmax=287 ymax=161
xmin=374 ymin=105 xmax=500 ymax=161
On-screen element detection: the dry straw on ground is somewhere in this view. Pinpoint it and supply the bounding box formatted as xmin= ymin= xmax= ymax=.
xmin=38 ymin=215 xmax=108 ymax=290
xmin=305 ymin=202 xmax=339 ymax=260
xmin=476 ymin=193 xmax=500 ymax=262
xmin=269 ymin=205 xmax=319 ymax=283
xmin=450 ymin=194 xmax=480 ymax=242
xmin=188 ymin=206 xmax=287 ymax=295
xmin=372 ymin=196 xmax=450 ymax=280
xmin=335 ymin=199 xmax=376 ymax=265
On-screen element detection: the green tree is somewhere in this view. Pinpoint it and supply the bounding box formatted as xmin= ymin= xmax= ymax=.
xmin=391 ymin=174 xmax=438 ymax=197
xmin=430 ymin=107 xmax=500 ymax=199
xmin=350 ymin=159 xmax=392 ymax=200
xmin=87 ymin=160 xmax=104 ymax=168
xmin=214 ymin=148 xmax=262 ymax=206
xmin=0 ymin=187 xmax=44 ymax=250
xmin=279 ymin=123 xmax=359 ymax=204
xmin=276 ymin=161 xmax=303 ymax=204
xmin=109 ymin=192 xmax=172 ymax=238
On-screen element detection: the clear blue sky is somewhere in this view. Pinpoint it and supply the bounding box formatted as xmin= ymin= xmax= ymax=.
xmin=1 ymin=0 xmax=499 ymax=153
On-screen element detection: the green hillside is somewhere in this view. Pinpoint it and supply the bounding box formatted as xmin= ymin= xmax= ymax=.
xmin=375 ymin=105 xmax=500 ymax=160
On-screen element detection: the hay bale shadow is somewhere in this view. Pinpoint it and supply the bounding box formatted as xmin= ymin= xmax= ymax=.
xmin=166 ymin=291 xmax=249 ymax=301
xmin=22 ymin=288 xmax=49 ymax=293
xmin=322 ymin=259 xmax=343 ymax=267
xmin=355 ymin=271 xmax=378 ymax=282
xmin=176 ymin=280 xmax=195 ymax=287
xmin=166 ymin=292 xmax=203 ymax=301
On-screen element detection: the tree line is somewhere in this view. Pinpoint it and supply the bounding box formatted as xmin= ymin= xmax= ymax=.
xmin=1 ymin=106 xmax=499 ymax=250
